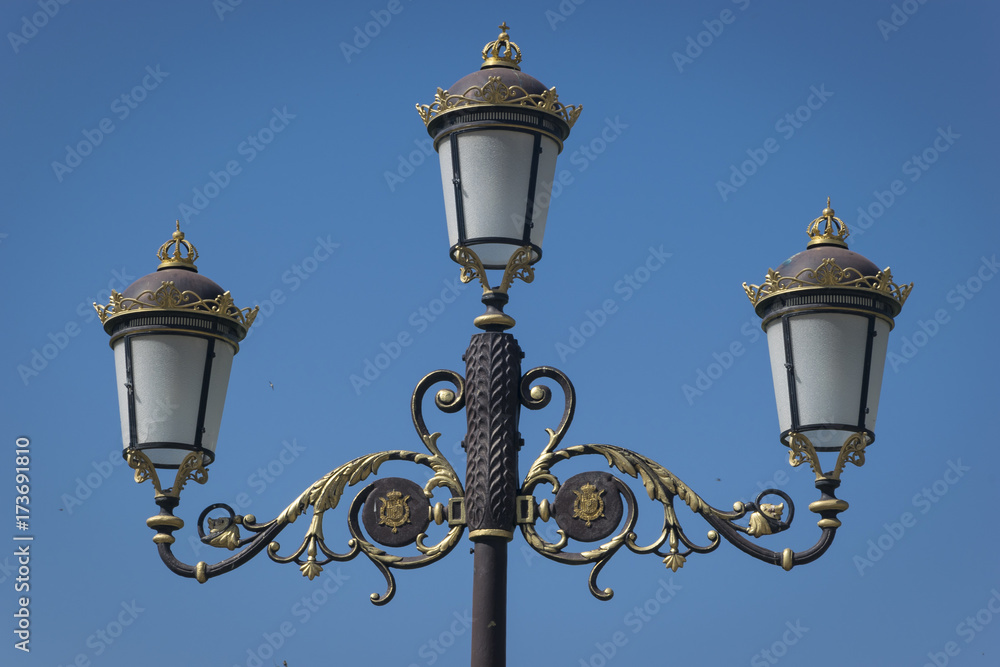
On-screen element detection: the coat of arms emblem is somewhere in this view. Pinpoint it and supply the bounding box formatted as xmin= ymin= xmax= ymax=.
xmin=378 ymin=490 xmax=411 ymax=533
xmin=572 ymin=483 xmax=605 ymax=527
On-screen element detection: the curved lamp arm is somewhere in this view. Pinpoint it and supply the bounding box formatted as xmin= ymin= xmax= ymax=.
xmin=515 ymin=366 xmax=856 ymax=600
xmin=127 ymin=358 xmax=862 ymax=605
xmin=132 ymin=369 xmax=470 ymax=605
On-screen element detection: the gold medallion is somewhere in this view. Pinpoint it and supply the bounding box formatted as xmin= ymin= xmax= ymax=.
xmin=572 ymin=483 xmax=605 ymax=527
xmin=378 ymin=490 xmax=411 ymax=533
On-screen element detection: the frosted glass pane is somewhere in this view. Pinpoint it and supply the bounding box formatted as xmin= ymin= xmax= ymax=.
xmin=789 ymin=314 xmax=869 ymax=429
xmin=804 ymin=429 xmax=851 ymax=450
xmin=864 ymin=318 xmax=891 ymax=430
xmin=113 ymin=341 xmax=131 ymax=451
xmin=526 ymin=136 xmax=559 ymax=252
xmin=437 ymin=144 xmax=459 ymax=251
xmin=201 ymin=342 xmax=235 ymax=456
xmin=131 ymin=336 xmax=206 ymax=458
xmin=456 ymin=130 xmax=534 ymax=268
xmin=765 ymin=321 xmax=791 ymax=434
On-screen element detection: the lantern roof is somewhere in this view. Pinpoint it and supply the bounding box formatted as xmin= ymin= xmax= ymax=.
xmin=416 ymin=23 xmax=581 ymax=136
xmin=743 ymin=199 xmax=912 ymax=318
xmin=94 ymin=224 xmax=257 ymax=337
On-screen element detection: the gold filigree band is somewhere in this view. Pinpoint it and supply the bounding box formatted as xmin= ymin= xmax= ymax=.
xmin=744 ymin=258 xmax=912 ymax=309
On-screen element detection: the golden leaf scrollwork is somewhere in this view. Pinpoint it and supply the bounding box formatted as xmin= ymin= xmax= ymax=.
xmin=171 ymin=452 xmax=209 ymax=497
xmin=125 ymin=449 xmax=209 ymax=499
xmin=743 ymin=259 xmax=912 ymax=308
xmin=261 ymin=424 xmax=464 ymax=597
xmin=498 ymin=246 xmax=534 ymax=294
xmin=746 ymin=504 xmax=783 ymax=538
xmin=416 ymin=77 xmax=581 ymax=129
xmin=786 ymin=432 xmax=824 ymax=480
xmin=452 ymin=245 xmax=534 ymax=297
xmin=453 ymin=247 xmax=489 ymax=292
xmin=831 ymin=433 xmax=868 ymax=480
xmin=206 ymin=516 xmax=241 ymax=550
xmin=662 ymin=553 xmax=686 ymax=572
xmin=786 ymin=431 xmax=869 ymax=481
xmin=127 ymin=449 xmax=162 ymax=495
xmin=94 ymin=281 xmax=259 ymax=329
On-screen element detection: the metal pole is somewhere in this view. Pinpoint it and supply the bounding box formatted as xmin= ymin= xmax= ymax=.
xmin=471 ymin=538 xmax=508 ymax=666
xmin=463 ymin=331 xmax=522 ymax=667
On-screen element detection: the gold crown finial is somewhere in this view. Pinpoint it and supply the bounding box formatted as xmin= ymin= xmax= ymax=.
xmin=157 ymin=221 xmax=199 ymax=270
xmin=806 ymin=197 xmax=849 ymax=248
xmin=482 ymin=22 xmax=522 ymax=70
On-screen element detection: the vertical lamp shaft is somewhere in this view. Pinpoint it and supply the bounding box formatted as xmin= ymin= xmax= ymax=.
xmin=463 ymin=331 xmax=522 ymax=667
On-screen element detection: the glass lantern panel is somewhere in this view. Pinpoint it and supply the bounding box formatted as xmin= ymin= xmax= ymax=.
xmin=522 ymin=135 xmax=559 ymax=255
xmin=864 ymin=317 xmax=891 ymax=430
xmin=200 ymin=341 xmax=235 ymax=457
xmin=438 ymin=129 xmax=558 ymax=269
xmin=765 ymin=311 xmax=887 ymax=448
xmin=764 ymin=320 xmax=792 ymax=434
xmin=113 ymin=340 xmax=131 ymax=452
xmin=130 ymin=334 xmax=208 ymax=467
xmin=788 ymin=313 xmax=870 ymax=430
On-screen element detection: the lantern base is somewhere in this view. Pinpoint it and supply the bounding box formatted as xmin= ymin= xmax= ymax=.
xmin=784 ymin=431 xmax=869 ymax=481
xmin=452 ymin=245 xmax=535 ymax=332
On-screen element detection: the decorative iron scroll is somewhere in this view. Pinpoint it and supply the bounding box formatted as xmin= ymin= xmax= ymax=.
xmin=516 ymin=366 xmax=845 ymax=600
xmin=146 ymin=369 xmax=468 ymax=605
xmin=139 ymin=360 xmax=850 ymax=603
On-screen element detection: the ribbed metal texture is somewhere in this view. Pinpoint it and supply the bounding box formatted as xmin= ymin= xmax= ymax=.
xmin=463 ymin=332 xmax=522 ymax=534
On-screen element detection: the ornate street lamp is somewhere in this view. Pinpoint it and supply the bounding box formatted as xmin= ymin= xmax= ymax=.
xmin=416 ymin=22 xmax=580 ymax=331
xmin=418 ymin=21 xmax=580 ymax=272
xmin=745 ymin=199 xmax=912 ymax=467
xmin=94 ymin=224 xmax=257 ymax=471
xmin=95 ymin=25 xmax=910 ymax=667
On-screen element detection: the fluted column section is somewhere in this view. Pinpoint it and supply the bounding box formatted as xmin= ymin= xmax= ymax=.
xmin=463 ymin=331 xmax=522 ymax=667
xmin=463 ymin=332 xmax=522 ymax=539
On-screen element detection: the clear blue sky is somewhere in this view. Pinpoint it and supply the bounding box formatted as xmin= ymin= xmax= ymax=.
xmin=4 ymin=1 xmax=999 ymax=665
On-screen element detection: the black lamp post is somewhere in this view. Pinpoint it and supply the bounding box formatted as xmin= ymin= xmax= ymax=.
xmin=95 ymin=25 xmax=911 ymax=667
